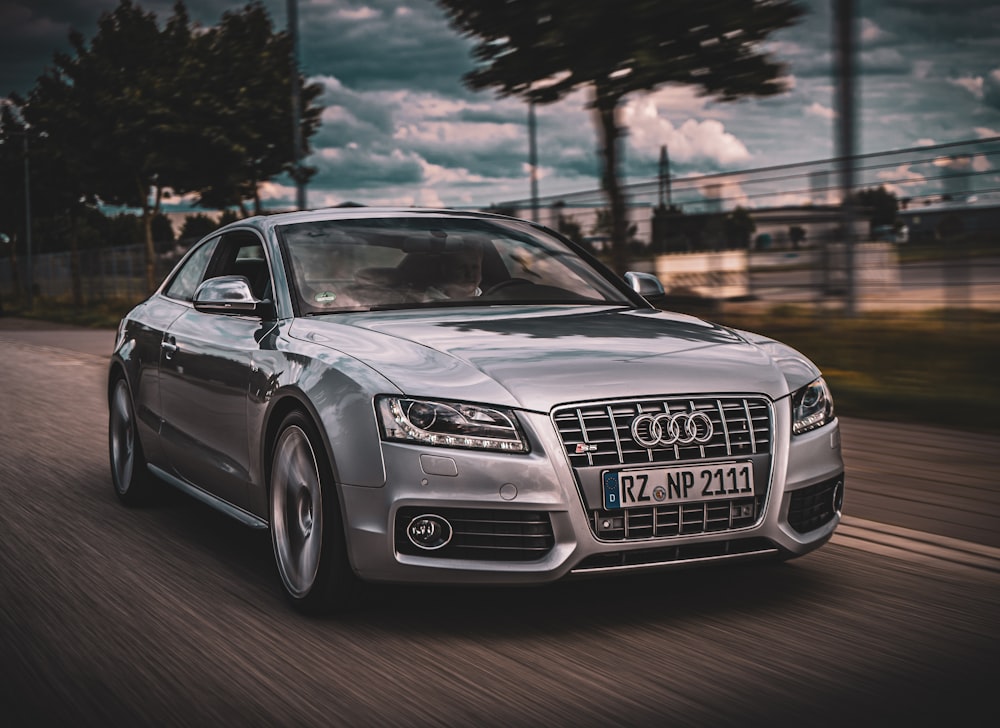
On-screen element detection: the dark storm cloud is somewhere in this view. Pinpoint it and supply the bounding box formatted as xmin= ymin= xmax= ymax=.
xmin=874 ymin=0 xmax=1000 ymax=43
xmin=310 ymin=145 xmax=423 ymax=190
xmin=0 ymin=0 xmax=113 ymax=95
xmin=298 ymin=1 xmax=474 ymax=95
xmin=417 ymin=146 xmax=526 ymax=180
xmin=310 ymin=80 xmax=396 ymax=148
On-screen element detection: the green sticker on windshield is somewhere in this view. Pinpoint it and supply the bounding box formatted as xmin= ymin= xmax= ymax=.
xmin=314 ymin=291 xmax=336 ymax=303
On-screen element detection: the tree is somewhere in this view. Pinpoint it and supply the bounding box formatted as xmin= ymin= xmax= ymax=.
xmin=725 ymin=206 xmax=756 ymax=249
xmin=0 ymin=105 xmax=28 ymax=299
xmin=789 ymin=224 xmax=806 ymax=249
xmin=152 ymin=213 xmax=175 ymax=248
xmin=3 ymin=95 xmax=99 ymax=305
xmin=436 ymin=0 xmax=803 ymax=273
xmin=190 ymin=2 xmax=323 ymax=215
xmin=592 ymin=207 xmax=636 ymax=242
xmin=179 ymin=213 xmax=221 ymax=242
xmin=550 ymin=202 xmax=583 ymax=243
xmin=854 ymin=186 xmax=898 ymax=232
xmin=217 ymin=210 xmax=241 ymax=227
xmin=20 ymin=0 xmax=323 ymax=294
xmin=23 ymin=0 xmax=198 ymax=292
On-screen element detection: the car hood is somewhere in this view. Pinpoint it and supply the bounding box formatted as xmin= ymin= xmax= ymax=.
xmin=288 ymin=305 xmax=816 ymax=412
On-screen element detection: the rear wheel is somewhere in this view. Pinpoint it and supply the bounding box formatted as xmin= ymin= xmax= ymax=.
xmin=269 ymin=411 xmax=359 ymax=613
xmin=108 ymin=376 xmax=154 ymax=505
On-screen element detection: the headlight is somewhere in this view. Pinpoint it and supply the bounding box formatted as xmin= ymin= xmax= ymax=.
xmin=791 ymin=376 xmax=835 ymax=435
xmin=376 ymin=396 xmax=529 ymax=453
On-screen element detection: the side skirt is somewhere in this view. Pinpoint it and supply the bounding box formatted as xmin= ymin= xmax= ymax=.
xmin=148 ymin=464 xmax=269 ymax=530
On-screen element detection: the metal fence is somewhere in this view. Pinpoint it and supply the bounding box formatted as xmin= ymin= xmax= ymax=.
xmin=0 ymin=243 xmax=178 ymax=305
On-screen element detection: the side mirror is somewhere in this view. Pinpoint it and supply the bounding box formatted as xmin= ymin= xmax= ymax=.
xmin=624 ymin=271 xmax=666 ymax=298
xmin=193 ymin=275 xmax=272 ymax=317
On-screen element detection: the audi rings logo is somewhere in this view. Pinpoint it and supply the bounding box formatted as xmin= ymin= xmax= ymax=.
xmin=631 ymin=411 xmax=714 ymax=448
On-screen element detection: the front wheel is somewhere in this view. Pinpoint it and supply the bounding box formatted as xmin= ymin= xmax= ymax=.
xmin=109 ymin=376 xmax=155 ymax=505
xmin=269 ymin=411 xmax=359 ymax=614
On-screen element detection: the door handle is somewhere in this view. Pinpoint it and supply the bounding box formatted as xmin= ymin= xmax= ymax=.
xmin=161 ymin=338 xmax=178 ymax=359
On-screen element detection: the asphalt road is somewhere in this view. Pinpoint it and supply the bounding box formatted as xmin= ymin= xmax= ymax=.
xmin=2 ymin=322 xmax=998 ymax=727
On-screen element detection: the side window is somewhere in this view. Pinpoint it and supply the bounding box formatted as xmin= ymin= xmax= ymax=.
xmin=164 ymin=237 xmax=220 ymax=302
xmin=209 ymin=231 xmax=272 ymax=300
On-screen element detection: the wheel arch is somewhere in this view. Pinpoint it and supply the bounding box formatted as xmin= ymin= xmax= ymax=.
xmin=261 ymin=388 xmax=343 ymax=497
xmin=107 ymin=357 xmax=129 ymax=399
xmin=261 ymin=388 xmax=368 ymax=580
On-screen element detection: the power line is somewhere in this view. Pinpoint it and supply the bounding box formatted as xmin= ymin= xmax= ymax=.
xmin=499 ymin=136 xmax=1000 ymax=209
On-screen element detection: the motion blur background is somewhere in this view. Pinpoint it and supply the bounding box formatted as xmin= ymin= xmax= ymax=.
xmin=1 ymin=0 xmax=997 ymax=432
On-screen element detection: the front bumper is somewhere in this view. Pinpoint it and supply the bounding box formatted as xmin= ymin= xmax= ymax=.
xmin=338 ymin=406 xmax=844 ymax=585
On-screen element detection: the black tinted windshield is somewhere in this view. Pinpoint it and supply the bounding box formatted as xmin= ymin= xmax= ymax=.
xmin=276 ymin=215 xmax=631 ymax=315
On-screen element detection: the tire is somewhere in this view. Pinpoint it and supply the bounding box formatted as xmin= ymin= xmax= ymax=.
xmin=269 ymin=410 xmax=360 ymax=614
xmin=108 ymin=376 xmax=155 ymax=505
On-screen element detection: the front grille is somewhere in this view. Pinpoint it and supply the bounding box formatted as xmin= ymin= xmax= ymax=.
xmin=394 ymin=507 xmax=554 ymax=561
xmin=788 ymin=474 xmax=844 ymax=534
xmin=572 ymin=538 xmax=778 ymax=573
xmin=553 ymin=396 xmax=773 ymax=542
xmin=590 ymin=495 xmax=764 ymax=541
xmin=553 ymin=396 xmax=771 ymax=468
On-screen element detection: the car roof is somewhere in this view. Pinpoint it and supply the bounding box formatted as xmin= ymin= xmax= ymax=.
xmin=217 ymin=207 xmax=523 ymax=236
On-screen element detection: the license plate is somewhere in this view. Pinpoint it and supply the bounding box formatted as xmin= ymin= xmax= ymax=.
xmin=602 ymin=462 xmax=754 ymax=510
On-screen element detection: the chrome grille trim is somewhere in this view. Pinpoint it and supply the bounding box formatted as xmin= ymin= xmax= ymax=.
xmin=589 ymin=496 xmax=764 ymax=541
xmin=553 ymin=396 xmax=772 ymax=468
xmin=552 ymin=396 xmax=774 ymax=543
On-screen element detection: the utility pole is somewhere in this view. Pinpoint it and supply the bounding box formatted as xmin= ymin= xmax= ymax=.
xmin=287 ymin=0 xmax=306 ymax=210
xmin=834 ymin=0 xmax=858 ymax=315
xmin=658 ymin=145 xmax=672 ymax=209
xmin=528 ymin=101 xmax=539 ymax=222
xmin=21 ymin=128 xmax=33 ymax=309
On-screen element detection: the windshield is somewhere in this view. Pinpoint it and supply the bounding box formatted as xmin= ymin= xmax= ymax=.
xmin=276 ymin=215 xmax=632 ymax=315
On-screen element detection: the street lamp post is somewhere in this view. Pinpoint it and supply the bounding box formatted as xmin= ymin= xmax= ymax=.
xmin=15 ymin=128 xmax=34 ymax=310
xmin=528 ymin=101 xmax=539 ymax=223
xmin=834 ymin=0 xmax=858 ymax=316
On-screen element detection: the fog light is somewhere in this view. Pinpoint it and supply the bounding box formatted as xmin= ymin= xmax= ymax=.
xmin=832 ymin=479 xmax=845 ymax=515
xmin=407 ymin=514 xmax=453 ymax=550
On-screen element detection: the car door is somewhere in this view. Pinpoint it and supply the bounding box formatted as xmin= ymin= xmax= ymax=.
xmin=130 ymin=236 xmax=221 ymax=469
xmin=158 ymin=230 xmax=274 ymax=510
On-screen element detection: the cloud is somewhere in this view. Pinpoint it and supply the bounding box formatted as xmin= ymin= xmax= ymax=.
xmin=394 ymin=119 xmax=521 ymax=147
xmin=859 ymin=47 xmax=910 ymax=74
xmin=876 ymin=164 xmax=928 ymax=199
xmin=330 ymin=5 xmax=381 ymax=22
xmin=623 ymin=97 xmax=752 ymax=167
xmin=912 ymin=60 xmax=933 ymax=79
xmin=805 ymin=102 xmax=836 ymax=120
xmin=860 ymin=18 xmax=888 ymax=43
xmin=312 ymin=146 xmax=424 ymax=190
xmin=696 ymin=179 xmax=751 ymax=209
xmin=949 ymin=75 xmax=985 ymax=99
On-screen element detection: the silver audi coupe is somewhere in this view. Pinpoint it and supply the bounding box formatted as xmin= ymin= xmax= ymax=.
xmin=108 ymin=207 xmax=844 ymax=613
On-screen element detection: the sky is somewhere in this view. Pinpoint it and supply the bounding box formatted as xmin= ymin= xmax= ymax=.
xmin=2 ymin=0 xmax=1000 ymax=214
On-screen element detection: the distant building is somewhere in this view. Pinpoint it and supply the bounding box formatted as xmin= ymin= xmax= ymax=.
xmin=900 ymin=202 xmax=1000 ymax=242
